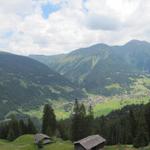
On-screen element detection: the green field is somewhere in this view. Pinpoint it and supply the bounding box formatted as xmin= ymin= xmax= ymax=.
xmin=0 ymin=135 xmax=150 ymax=150
xmin=94 ymin=96 xmax=150 ymax=117
xmin=0 ymin=135 xmax=73 ymax=150
xmin=105 ymin=145 xmax=150 ymax=150
xmin=22 ymin=100 xmax=70 ymax=120
xmin=21 ymin=95 xmax=150 ymax=120
xmin=18 ymin=76 xmax=150 ymax=120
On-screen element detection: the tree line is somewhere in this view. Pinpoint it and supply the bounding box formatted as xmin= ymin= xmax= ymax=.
xmin=0 ymin=117 xmax=37 ymax=141
xmin=58 ymin=100 xmax=150 ymax=148
xmin=0 ymin=100 xmax=150 ymax=148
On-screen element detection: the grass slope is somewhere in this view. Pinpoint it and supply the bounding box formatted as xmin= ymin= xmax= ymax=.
xmin=22 ymin=95 xmax=150 ymax=120
xmin=0 ymin=135 xmax=150 ymax=150
xmin=0 ymin=135 xmax=36 ymax=150
xmin=0 ymin=135 xmax=73 ymax=150
xmin=94 ymin=96 xmax=150 ymax=117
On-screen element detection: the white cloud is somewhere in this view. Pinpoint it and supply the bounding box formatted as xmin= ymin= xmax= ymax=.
xmin=85 ymin=14 xmax=122 ymax=30
xmin=0 ymin=0 xmax=36 ymax=15
xmin=0 ymin=0 xmax=150 ymax=55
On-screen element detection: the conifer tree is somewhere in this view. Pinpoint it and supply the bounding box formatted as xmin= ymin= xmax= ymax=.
xmin=123 ymin=118 xmax=133 ymax=144
xmin=27 ymin=118 xmax=37 ymax=134
xmin=71 ymin=100 xmax=88 ymax=141
xmin=129 ymin=110 xmax=136 ymax=140
xmin=7 ymin=127 xmax=15 ymax=141
xmin=88 ymin=105 xmax=94 ymax=119
xmin=71 ymin=99 xmax=80 ymax=141
xmin=0 ymin=123 xmax=9 ymax=139
xmin=73 ymin=99 xmax=79 ymax=114
xmin=133 ymin=112 xmax=149 ymax=148
xmin=58 ymin=119 xmax=71 ymax=140
xmin=144 ymin=102 xmax=150 ymax=137
xmin=86 ymin=105 xmax=94 ymax=135
xmin=78 ymin=103 xmax=87 ymax=138
xmin=97 ymin=116 xmax=107 ymax=137
xmin=9 ymin=117 xmax=20 ymax=138
xmin=19 ymin=119 xmax=27 ymax=135
xmin=42 ymin=104 xmax=56 ymax=136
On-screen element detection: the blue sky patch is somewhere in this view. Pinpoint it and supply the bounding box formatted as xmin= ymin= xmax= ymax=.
xmin=82 ymin=0 xmax=89 ymax=13
xmin=3 ymin=31 xmax=14 ymax=38
xmin=42 ymin=2 xmax=61 ymax=19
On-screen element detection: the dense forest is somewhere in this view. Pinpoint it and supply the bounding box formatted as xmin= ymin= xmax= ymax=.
xmin=58 ymin=100 xmax=150 ymax=148
xmin=1 ymin=99 xmax=150 ymax=148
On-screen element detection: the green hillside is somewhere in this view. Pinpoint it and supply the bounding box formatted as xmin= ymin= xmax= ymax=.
xmin=30 ymin=40 xmax=150 ymax=96
xmin=22 ymin=95 xmax=150 ymax=120
xmin=0 ymin=135 xmax=73 ymax=150
xmin=0 ymin=135 xmax=149 ymax=150
xmin=22 ymin=73 xmax=150 ymax=120
xmin=0 ymin=52 xmax=85 ymax=120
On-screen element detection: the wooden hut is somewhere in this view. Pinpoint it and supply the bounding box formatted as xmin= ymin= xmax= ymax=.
xmin=34 ymin=133 xmax=52 ymax=146
xmin=74 ymin=135 xmax=106 ymax=150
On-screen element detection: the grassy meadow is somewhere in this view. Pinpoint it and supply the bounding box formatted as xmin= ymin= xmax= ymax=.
xmin=0 ymin=135 xmax=150 ymax=150
xmin=21 ymin=95 xmax=150 ymax=120
xmin=93 ymin=96 xmax=150 ymax=117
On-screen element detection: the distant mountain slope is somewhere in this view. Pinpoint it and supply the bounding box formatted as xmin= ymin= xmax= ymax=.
xmin=0 ymin=52 xmax=85 ymax=119
xmin=30 ymin=44 xmax=111 ymax=84
xmin=30 ymin=40 xmax=150 ymax=96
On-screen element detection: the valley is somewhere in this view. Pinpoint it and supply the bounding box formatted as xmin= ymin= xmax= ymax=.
xmin=1 ymin=40 xmax=150 ymax=150
xmin=1 ymin=40 xmax=150 ymax=120
xmin=1 ymin=0 xmax=150 ymax=149
xmin=22 ymin=73 xmax=150 ymax=120
xmin=22 ymin=95 xmax=150 ymax=120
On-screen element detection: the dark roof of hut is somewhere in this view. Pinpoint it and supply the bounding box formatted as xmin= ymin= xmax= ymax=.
xmin=74 ymin=135 xmax=106 ymax=150
xmin=34 ymin=133 xmax=51 ymax=144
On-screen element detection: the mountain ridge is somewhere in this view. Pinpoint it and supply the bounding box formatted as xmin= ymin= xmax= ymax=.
xmin=30 ymin=40 xmax=150 ymax=95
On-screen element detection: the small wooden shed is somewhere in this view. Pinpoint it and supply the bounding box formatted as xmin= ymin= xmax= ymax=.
xmin=74 ymin=135 xmax=106 ymax=150
xmin=34 ymin=133 xmax=52 ymax=146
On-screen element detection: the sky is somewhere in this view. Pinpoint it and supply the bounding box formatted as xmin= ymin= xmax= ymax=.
xmin=0 ymin=0 xmax=150 ymax=55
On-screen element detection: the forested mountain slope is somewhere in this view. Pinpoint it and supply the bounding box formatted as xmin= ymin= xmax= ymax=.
xmin=30 ymin=40 xmax=150 ymax=96
xmin=0 ymin=52 xmax=85 ymax=119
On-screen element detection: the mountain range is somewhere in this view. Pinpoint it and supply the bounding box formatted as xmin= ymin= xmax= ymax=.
xmin=30 ymin=40 xmax=150 ymax=96
xmin=1 ymin=39 xmax=150 ymax=119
